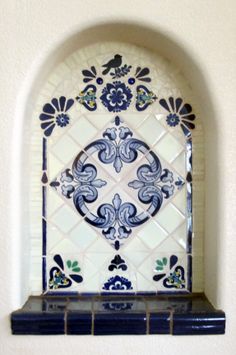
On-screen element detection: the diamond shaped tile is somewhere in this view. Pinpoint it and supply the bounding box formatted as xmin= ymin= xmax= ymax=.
xmin=87 ymin=121 xmax=147 ymax=183
xmin=154 ymin=203 xmax=185 ymax=233
xmin=120 ymin=113 xmax=148 ymax=129
xmin=51 ymin=205 xmax=82 ymax=233
xmin=50 ymin=238 xmax=79 ymax=254
xmin=153 ymin=133 xmax=183 ymax=163
xmin=68 ymin=116 xmax=97 ymax=146
xmin=153 ymin=235 xmax=185 ymax=253
xmin=51 ymin=135 xmax=79 ymax=164
xmin=86 ymin=113 xmax=113 ymax=129
xmin=137 ymin=220 xmax=168 ymax=249
xmin=137 ymin=115 xmax=167 ymax=146
xmin=69 ymin=221 xmax=98 ymax=251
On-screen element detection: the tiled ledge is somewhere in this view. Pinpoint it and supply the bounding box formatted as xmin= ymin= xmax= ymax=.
xmin=11 ymin=293 xmax=225 ymax=335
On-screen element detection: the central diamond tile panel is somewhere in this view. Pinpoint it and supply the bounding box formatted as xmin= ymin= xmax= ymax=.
xmin=50 ymin=118 xmax=185 ymax=250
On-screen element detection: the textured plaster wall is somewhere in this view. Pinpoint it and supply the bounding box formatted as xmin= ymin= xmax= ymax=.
xmin=0 ymin=1 xmax=236 ymax=354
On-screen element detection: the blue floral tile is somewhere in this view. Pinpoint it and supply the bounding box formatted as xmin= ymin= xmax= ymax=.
xmin=37 ymin=49 xmax=195 ymax=295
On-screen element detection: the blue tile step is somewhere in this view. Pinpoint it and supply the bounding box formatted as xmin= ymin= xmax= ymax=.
xmin=11 ymin=293 xmax=225 ymax=335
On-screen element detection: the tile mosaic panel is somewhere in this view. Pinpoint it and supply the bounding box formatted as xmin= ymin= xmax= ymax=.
xmin=29 ymin=42 xmax=204 ymax=295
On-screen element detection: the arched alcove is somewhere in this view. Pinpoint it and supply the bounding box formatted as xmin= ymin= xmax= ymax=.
xmin=11 ymin=22 xmax=225 ymax=335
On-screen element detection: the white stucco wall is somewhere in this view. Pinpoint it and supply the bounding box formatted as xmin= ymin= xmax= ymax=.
xmin=1 ymin=1 xmax=236 ymax=354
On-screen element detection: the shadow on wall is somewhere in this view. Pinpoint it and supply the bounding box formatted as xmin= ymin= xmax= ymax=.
xmin=22 ymin=21 xmax=219 ymax=306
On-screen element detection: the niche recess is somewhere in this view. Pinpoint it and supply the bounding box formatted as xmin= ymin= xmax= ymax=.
xmin=11 ymin=23 xmax=225 ymax=335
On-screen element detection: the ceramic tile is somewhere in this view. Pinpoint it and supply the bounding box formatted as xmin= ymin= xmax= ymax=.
xmin=137 ymin=220 xmax=168 ymax=249
xmin=46 ymin=254 xmax=84 ymax=293
xmin=68 ymin=116 xmax=97 ymax=146
xmin=69 ymin=221 xmax=99 ymax=251
xmin=50 ymin=205 xmax=82 ymax=234
xmin=154 ymin=203 xmax=185 ymax=234
xmin=137 ymin=115 xmax=167 ymax=146
xmin=30 ymin=42 xmax=201 ymax=295
xmin=153 ymin=133 xmax=184 ymax=163
xmin=11 ymin=295 xmax=225 ymax=335
xmin=51 ymin=135 xmax=80 ymax=164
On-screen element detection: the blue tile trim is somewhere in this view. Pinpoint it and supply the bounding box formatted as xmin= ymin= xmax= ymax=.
xmin=42 ymin=188 xmax=46 ymax=219
xmin=11 ymin=294 xmax=225 ymax=335
xmin=173 ymin=312 xmax=226 ymax=335
xmin=67 ymin=312 xmax=92 ymax=335
xmin=149 ymin=312 xmax=170 ymax=334
xmin=45 ymin=291 xmax=79 ymax=296
xmin=11 ymin=312 xmax=65 ymax=335
xmin=188 ymin=254 xmax=192 ymax=292
xmin=42 ymin=256 xmax=47 ymax=292
xmin=94 ymin=313 xmax=147 ymax=335
xmin=42 ymin=137 xmax=47 ymax=171
xmin=186 ymin=138 xmax=192 ymax=255
xmin=42 ymin=217 xmax=46 ymax=256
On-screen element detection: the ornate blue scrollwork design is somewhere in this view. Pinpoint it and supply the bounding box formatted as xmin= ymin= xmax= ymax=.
xmin=86 ymin=125 xmax=149 ymax=173
xmin=58 ymin=154 xmax=107 ymax=217
xmin=85 ymin=193 xmax=148 ymax=250
xmin=128 ymin=151 xmax=182 ymax=216
xmin=51 ymin=118 xmax=185 ymax=249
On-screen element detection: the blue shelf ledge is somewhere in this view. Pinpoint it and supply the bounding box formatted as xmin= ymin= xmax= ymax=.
xmin=11 ymin=293 xmax=225 ymax=335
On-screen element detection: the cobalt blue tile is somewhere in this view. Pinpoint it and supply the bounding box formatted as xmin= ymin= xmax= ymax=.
xmin=23 ymin=296 xmax=68 ymax=312
xmin=11 ymin=312 xmax=65 ymax=335
xmin=11 ymin=294 xmax=226 ymax=336
xmin=94 ymin=297 xmax=145 ymax=313
xmin=67 ymin=312 xmax=92 ymax=335
xmin=94 ymin=313 xmax=147 ymax=335
xmin=149 ymin=312 xmax=170 ymax=334
xmin=173 ymin=311 xmax=225 ymax=335
xmin=67 ymin=297 xmax=93 ymax=311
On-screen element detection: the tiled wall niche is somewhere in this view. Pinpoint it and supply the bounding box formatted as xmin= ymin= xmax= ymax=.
xmin=28 ymin=42 xmax=204 ymax=296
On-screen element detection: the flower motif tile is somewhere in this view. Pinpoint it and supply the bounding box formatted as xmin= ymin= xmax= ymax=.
xmin=35 ymin=44 xmax=197 ymax=295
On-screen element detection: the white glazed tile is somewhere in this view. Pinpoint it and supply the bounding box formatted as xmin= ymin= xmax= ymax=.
xmin=49 ymin=238 xmax=79 ymax=254
xmin=153 ymin=133 xmax=183 ymax=163
xmin=50 ymin=205 xmax=82 ymax=233
xmin=171 ymin=188 xmax=187 ymax=214
xmin=48 ymin=153 xmax=64 ymax=179
xmin=154 ymin=203 xmax=185 ymax=233
xmin=86 ymin=113 xmax=113 ymax=129
xmin=153 ymin=235 xmax=185 ymax=253
xmin=172 ymin=150 xmax=186 ymax=176
xmin=123 ymin=251 xmax=149 ymax=268
xmin=69 ymin=221 xmax=99 ymax=251
xmin=47 ymin=225 xmax=64 ymax=252
xmin=51 ymin=135 xmax=80 ymax=164
xmin=137 ymin=220 xmax=168 ymax=249
xmin=172 ymin=222 xmax=188 ymax=250
xmin=68 ymin=116 xmax=97 ymax=146
xmin=137 ymin=114 xmax=167 ymax=146
xmin=47 ymin=189 xmax=64 ymax=216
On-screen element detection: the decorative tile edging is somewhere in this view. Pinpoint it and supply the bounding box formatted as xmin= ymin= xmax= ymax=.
xmin=11 ymin=294 xmax=225 ymax=335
